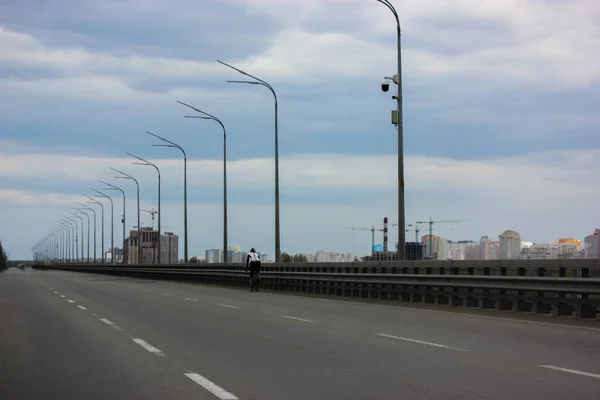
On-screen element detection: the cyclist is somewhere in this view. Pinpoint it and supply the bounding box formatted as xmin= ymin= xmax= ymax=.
xmin=245 ymin=248 xmax=261 ymax=291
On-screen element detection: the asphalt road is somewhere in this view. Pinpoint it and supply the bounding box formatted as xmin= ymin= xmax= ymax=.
xmin=1 ymin=268 xmax=599 ymax=400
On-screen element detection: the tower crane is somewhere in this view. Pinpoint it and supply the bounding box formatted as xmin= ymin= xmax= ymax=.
xmin=344 ymin=226 xmax=383 ymax=254
xmin=141 ymin=208 xmax=157 ymax=230
xmin=403 ymin=224 xmax=420 ymax=243
xmin=416 ymin=217 xmax=468 ymax=258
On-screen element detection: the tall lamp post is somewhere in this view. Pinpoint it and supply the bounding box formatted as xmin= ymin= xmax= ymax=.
xmin=77 ymin=203 xmax=96 ymax=262
xmin=146 ymin=131 xmax=188 ymax=263
xmin=100 ymin=180 xmax=126 ymax=264
xmin=91 ymin=189 xmax=114 ymax=265
xmin=59 ymin=224 xmax=70 ymax=262
xmin=73 ymin=208 xmax=90 ymax=263
xmin=217 ymin=60 xmax=281 ymax=262
xmin=85 ymin=195 xmax=105 ymax=263
xmin=376 ymin=0 xmax=405 ymax=260
xmin=69 ymin=212 xmax=85 ymax=264
xmin=62 ymin=217 xmax=78 ymax=262
xmin=177 ymin=100 xmax=229 ymax=263
xmin=111 ymin=167 xmax=141 ymax=264
xmin=127 ymin=153 xmax=161 ymax=265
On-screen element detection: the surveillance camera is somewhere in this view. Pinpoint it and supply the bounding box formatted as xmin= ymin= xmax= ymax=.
xmin=381 ymin=79 xmax=390 ymax=92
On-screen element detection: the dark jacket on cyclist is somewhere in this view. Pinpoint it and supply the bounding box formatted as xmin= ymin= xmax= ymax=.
xmin=246 ymin=248 xmax=260 ymax=271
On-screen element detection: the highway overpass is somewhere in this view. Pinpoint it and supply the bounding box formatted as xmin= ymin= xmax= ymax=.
xmin=1 ymin=266 xmax=599 ymax=400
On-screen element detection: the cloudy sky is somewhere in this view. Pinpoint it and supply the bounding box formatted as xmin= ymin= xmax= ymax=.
xmin=1 ymin=0 xmax=598 ymax=260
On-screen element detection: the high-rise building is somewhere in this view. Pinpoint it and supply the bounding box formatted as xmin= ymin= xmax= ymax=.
xmin=205 ymin=249 xmax=223 ymax=263
xmin=160 ymin=232 xmax=179 ymax=264
xmin=124 ymin=227 xmax=158 ymax=264
xmin=499 ymin=230 xmax=521 ymax=260
xmin=585 ymin=229 xmax=600 ymax=259
xmin=420 ymin=235 xmax=449 ymax=260
xmin=124 ymin=228 xmax=178 ymax=264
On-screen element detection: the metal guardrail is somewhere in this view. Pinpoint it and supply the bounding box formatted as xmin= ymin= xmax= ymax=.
xmin=39 ymin=260 xmax=600 ymax=320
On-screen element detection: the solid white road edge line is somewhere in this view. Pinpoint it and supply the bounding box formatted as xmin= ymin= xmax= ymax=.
xmin=539 ymin=365 xmax=600 ymax=379
xmin=184 ymin=373 xmax=238 ymax=400
xmin=99 ymin=318 xmax=114 ymax=325
xmin=132 ymin=339 xmax=164 ymax=356
xmin=218 ymin=304 xmax=240 ymax=309
xmin=374 ymin=333 xmax=469 ymax=352
xmin=282 ymin=315 xmax=315 ymax=323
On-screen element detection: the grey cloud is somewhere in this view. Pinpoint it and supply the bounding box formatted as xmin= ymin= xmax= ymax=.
xmin=2 ymin=0 xmax=277 ymax=61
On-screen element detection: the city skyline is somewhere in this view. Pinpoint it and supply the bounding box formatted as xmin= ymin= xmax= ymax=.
xmin=1 ymin=0 xmax=598 ymax=259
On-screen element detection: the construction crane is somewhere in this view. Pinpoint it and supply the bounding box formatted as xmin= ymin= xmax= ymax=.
xmin=141 ymin=208 xmax=157 ymax=230
xmin=416 ymin=217 xmax=467 ymax=258
xmin=344 ymin=226 xmax=383 ymax=254
xmin=403 ymin=224 xmax=420 ymax=243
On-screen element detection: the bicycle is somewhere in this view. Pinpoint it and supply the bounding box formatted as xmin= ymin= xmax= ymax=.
xmin=249 ymin=269 xmax=260 ymax=292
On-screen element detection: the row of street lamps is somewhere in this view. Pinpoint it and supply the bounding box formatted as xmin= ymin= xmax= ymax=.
xmin=34 ymin=58 xmax=282 ymax=264
xmin=33 ymin=0 xmax=405 ymax=263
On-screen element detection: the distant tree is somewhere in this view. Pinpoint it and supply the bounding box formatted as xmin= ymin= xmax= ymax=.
xmin=293 ymin=254 xmax=308 ymax=263
xmin=189 ymin=256 xmax=199 ymax=263
xmin=281 ymin=252 xmax=292 ymax=262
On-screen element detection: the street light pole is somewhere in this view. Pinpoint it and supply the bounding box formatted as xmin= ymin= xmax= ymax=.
xmin=376 ymin=0 xmax=405 ymax=260
xmin=73 ymin=208 xmax=90 ymax=263
xmin=85 ymin=195 xmax=105 ymax=263
xmin=69 ymin=212 xmax=84 ymax=263
xmin=177 ymin=100 xmax=229 ymax=263
xmin=127 ymin=153 xmax=161 ymax=265
xmin=77 ymin=204 xmax=95 ymax=262
xmin=111 ymin=167 xmax=141 ymax=264
xmin=63 ymin=217 xmax=78 ymax=262
xmin=217 ymin=60 xmax=281 ymax=262
xmin=100 ymin=180 xmax=126 ymax=264
xmin=60 ymin=224 xmax=70 ymax=262
xmin=146 ymin=131 xmax=188 ymax=263
xmin=91 ymin=189 xmax=114 ymax=265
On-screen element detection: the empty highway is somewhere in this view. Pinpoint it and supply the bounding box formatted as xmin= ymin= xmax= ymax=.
xmin=1 ymin=268 xmax=599 ymax=400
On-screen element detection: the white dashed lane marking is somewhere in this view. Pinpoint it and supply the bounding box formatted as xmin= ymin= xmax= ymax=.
xmin=77 ymin=305 xmax=87 ymax=310
xmin=539 ymin=365 xmax=600 ymax=380
xmin=374 ymin=333 xmax=468 ymax=352
xmin=282 ymin=315 xmax=315 ymax=323
xmin=184 ymin=373 xmax=238 ymax=399
xmin=132 ymin=339 xmax=164 ymax=356
xmin=99 ymin=318 xmax=114 ymax=325
xmin=217 ymin=304 xmax=240 ymax=309
xmin=185 ymin=298 xmax=198 ymax=302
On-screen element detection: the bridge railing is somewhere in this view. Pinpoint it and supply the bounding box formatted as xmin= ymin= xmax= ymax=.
xmin=37 ymin=259 xmax=600 ymax=320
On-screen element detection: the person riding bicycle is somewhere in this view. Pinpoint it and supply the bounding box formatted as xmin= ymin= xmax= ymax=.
xmin=245 ymin=248 xmax=261 ymax=276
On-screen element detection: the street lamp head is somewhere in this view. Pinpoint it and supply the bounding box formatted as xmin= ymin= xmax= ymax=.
xmin=227 ymin=80 xmax=260 ymax=85
xmin=217 ymin=59 xmax=248 ymax=76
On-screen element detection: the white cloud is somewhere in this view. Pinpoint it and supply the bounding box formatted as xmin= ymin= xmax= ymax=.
xmin=1 ymin=0 xmax=598 ymax=102
xmin=0 ymin=143 xmax=599 ymax=199
xmin=1 ymin=140 xmax=599 ymax=213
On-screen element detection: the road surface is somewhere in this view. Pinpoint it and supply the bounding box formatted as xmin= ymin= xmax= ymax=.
xmin=1 ymin=267 xmax=599 ymax=399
